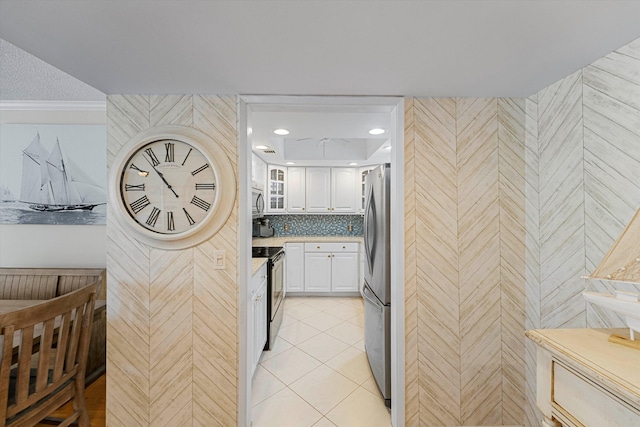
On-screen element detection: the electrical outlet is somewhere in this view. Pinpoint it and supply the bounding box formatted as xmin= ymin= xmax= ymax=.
xmin=284 ymin=223 xmax=290 ymax=232
xmin=348 ymin=224 xmax=353 ymax=232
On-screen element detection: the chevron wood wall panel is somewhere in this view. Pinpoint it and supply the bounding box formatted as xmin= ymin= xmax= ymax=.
xmin=524 ymin=94 xmax=541 ymax=427
xmin=106 ymin=95 xmax=238 ymax=426
xmin=537 ymin=70 xmax=586 ymax=329
xmin=107 ymin=95 xmax=152 ymax=427
xmin=193 ymin=95 xmax=238 ymax=426
xmin=406 ymin=97 xmax=526 ymax=426
xmin=149 ymin=248 xmax=194 ymax=426
xmin=403 ymin=98 xmax=420 ymax=427
xmin=498 ymin=98 xmax=526 ymax=426
xmin=457 ymin=98 xmax=501 ymax=426
xmin=583 ymin=38 xmax=640 ymax=327
xmin=413 ymin=97 xmax=460 ymax=426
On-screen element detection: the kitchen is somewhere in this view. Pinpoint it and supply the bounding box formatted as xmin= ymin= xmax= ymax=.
xmin=244 ymin=101 xmax=400 ymax=427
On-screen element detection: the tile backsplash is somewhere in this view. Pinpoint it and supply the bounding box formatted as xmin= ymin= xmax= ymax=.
xmin=265 ymin=214 xmax=363 ymax=236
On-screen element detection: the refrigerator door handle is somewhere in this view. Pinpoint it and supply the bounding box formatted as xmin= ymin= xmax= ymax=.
xmin=364 ymin=185 xmax=377 ymax=276
xmin=362 ymin=284 xmax=384 ymax=312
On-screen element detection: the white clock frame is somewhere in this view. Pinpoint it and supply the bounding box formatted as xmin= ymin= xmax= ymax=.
xmin=108 ymin=125 xmax=236 ymax=250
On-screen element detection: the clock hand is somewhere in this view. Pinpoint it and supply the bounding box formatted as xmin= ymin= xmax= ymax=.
xmin=143 ymin=154 xmax=179 ymax=198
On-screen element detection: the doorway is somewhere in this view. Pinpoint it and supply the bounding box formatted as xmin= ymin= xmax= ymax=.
xmin=238 ymin=96 xmax=405 ymax=427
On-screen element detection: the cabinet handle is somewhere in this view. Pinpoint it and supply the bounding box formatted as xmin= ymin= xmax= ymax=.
xmin=342 ymin=246 xmax=346 ymax=249
xmin=317 ymin=246 xmax=320 ymax=249
xmin=327 ymin=208 xmax=330 ymax=211
xmin=332 ymin=254 xmax=335 ymax=257
xmin=302 ymin=207 xmax=305 ymax=210
xmin=328 ymin=255 xmax=331 ymax=258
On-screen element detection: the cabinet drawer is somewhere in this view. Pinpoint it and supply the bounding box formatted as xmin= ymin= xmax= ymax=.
xmin=304 ymin=242 xmax=358 ymax=253
xmin=552 ymin=361 xmax=640 ymax=427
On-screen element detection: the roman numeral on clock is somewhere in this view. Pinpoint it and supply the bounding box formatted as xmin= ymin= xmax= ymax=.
xmin=145 ymin=148 xmax=160 ymax=166
xmin=125 ymin=184 xmax=145 ymax=191
xmin=181 ymin=148 xmax=192 ymax=166
xmin=191 ymin=163 xmax=210 ymax=176
xmin=145 ymin=207 xmax=161 ymax=227
xmin=183 ymin=207 xmax=196 ymax=226
xmin=167 ymin=211 xmax=175 ymax=231
xmin=165 ymin=142 xmax=174 ymax=163
xmin=130 ymin=195 xmax=150 ymax=214
xmin=191 ymin=196 xmax=211 ymax=211
xmin=195 ymin=183 xmax=215 ymax=190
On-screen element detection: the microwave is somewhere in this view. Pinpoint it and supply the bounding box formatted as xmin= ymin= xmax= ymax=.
xmin=252 ymin=188 xmax=265 ymax=219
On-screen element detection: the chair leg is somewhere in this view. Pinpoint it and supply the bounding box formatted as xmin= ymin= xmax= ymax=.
xmin=72 ymin=375 xmax=91 ymax=427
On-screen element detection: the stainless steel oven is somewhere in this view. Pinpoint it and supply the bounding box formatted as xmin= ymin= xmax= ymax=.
xmin=252 ymin=246 xmax=285 ymax=350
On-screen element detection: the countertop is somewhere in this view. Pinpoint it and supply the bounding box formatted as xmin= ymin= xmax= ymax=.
xmin=252 ymin=235 xmax=363 ymax=247
xmin=251 ymin=258 xmax=267 ymax=276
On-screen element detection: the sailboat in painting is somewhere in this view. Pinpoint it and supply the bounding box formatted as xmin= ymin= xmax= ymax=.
xmin=20 ymin=133 xmax=105 ymax=212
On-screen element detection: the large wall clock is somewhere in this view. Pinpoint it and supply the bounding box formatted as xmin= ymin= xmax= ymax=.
xmin=109 ymin=125 xmax=236 ymax=250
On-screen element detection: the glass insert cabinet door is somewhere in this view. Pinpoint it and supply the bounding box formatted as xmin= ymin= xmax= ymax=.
xmin=268 ymin=165 xmax=286 ymax=212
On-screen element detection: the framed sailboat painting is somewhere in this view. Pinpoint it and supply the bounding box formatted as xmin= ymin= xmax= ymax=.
xmin=0 ymin=124 xmax=107 ymax=225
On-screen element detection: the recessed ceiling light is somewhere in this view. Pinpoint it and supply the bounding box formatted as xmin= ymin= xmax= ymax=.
xmin=286 ymin=162 xmax=296 ymax=165
xmin=273 ymin=128 xmax=289 ymax=135
xmin=384 ymin=146 xmax=392 ymax=150
xmin=369 ymin=128 xmax=386 ymax=135
xmin=255 ymin=145 xmax=269 ymax=150
xmin=348 ymin=162 xmax=358 ymax=166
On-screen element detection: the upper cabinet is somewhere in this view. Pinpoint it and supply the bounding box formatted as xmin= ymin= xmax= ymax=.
xmin=287 ymin=167 xmax=306 ymax=213
xmin=251 ymin=153 xmax=267 ymax=191
xmin=267 ymin=165 xmax=286 ymax=213
xmin=265 ymin=165 xmax=366 ymax=215
xmin=358 ymin=166 xmax=377 ymax=214
xmin=331 ymin=168 xmax=357 ymax=213
xmin=306 ymin=167 xmax=332 ymax=213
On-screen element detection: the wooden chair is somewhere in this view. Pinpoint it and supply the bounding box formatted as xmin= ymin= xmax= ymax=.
xmin=0 ymin=283 xmax=98 ymax=427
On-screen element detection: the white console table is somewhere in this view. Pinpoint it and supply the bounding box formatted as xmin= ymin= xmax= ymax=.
xmin=526 ymin=328 xmax=640 ymax=427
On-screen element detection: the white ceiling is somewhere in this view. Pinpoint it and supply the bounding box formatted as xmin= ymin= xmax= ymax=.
xmin=2 ymin=1 xmax=639 ymax=166
xmin=1 ymin=0 xmax=639 ymax=98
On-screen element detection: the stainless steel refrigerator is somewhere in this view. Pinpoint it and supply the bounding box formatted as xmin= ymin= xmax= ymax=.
xmin=362 ymin=163 xmax=391 ymax=407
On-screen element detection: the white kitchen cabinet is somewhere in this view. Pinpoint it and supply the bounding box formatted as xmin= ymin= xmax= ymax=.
xmin=251 ymin=153 xmax=267 ymax=191
xmin=287 ymin=167 xmax=306 ymax=213
xmin=304 ymin=252 xmax=332 ymax=291
xmin=305 ymin=167 xmax=331 ymax=213
xmin=267 ymin=165 xmax=286 ymax=213
xmin=358 ymin=166 xmax=377 ymax=214
xmin=285 ymin=243 xmax=305 ymax=292
xmin=251 ymin=263 xmax=267 ymax=376
xmin=331 ymin=252 xmax=359 ymax=292
xmin=331 ymin=168 xmax=358 ymax=213
xmin=303 ymin=242 xmax=359 ymax=293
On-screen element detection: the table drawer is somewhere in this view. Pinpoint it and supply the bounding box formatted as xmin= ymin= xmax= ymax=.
xmin=304 ymin=242 xmax=358 ymax=253
xmin=553 ymin=361 xmax=640 ymax=427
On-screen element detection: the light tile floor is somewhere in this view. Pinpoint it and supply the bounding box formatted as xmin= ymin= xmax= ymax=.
xmin=252 ymin=296 xmax=392 ymax=427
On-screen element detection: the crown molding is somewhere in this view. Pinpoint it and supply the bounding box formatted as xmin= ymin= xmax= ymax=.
xmin=0 ymin=101 xmax=106 ymax=111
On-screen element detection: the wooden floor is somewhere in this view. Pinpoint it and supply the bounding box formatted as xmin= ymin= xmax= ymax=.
xmin=36 ymin=375 xmax=106 ymax=427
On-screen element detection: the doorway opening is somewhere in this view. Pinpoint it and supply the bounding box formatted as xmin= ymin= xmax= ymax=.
xmin=238 ymin=96 xmax=404 ymax=427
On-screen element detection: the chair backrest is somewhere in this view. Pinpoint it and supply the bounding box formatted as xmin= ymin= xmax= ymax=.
xmin=0 ymin=282 xmax=97 ymax=427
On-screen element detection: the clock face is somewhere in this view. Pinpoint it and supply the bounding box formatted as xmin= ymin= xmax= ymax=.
xmin=119 ymin=139 xmax=217 ymax=235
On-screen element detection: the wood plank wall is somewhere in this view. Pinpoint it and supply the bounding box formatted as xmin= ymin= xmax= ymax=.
xmin=102 ymin=36 xmax=639 ymax=427
xmin=106 ymin=95 xmax=238 ymax=426
xmin=404 ymin=97 xmax=527 ymax=426
xmin=524 ymin=37 xmax=640 ymax=427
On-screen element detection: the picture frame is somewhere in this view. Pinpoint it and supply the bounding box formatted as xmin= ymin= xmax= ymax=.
xmin=0 ymin=124 xmax=107 ymax=225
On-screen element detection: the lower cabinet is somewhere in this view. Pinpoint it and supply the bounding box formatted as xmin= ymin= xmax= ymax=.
xmin=285 ymin=243 xmax=305 ymax=292
xmin=251 ymin=263 xmax=267 ymax=376
xmin=331 ymin=252 xmax=359 ymax=292
xmin=304 ymin=252 xmax=332 ymax=292
xmin=302 ymin=242 xmax=359 ymax=293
